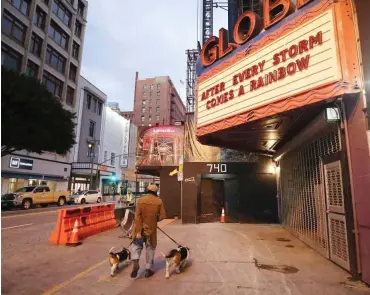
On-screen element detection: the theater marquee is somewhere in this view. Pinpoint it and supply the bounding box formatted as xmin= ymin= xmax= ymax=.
xmin=196 ymin=0 xmax=360 ymax=136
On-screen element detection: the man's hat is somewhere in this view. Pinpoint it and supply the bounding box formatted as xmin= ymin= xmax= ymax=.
xmin=147 ymin=184 xmax=159 ymax=193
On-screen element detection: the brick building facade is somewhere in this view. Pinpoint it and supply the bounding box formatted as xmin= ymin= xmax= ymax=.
xmin=133 ymin=73 xmax=185 ymax=127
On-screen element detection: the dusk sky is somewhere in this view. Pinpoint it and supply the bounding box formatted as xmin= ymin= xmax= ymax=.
xmin=80 ymin=0 xmax=227 ymax=111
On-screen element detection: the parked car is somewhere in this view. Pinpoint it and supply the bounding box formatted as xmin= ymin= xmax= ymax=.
xmin=1 ymin=193 xmax=18 ymax=210
xmin=69 ymin=190 xmax=102 ymax=204
xmin=1 ymin=186 xmax=70 ymax=210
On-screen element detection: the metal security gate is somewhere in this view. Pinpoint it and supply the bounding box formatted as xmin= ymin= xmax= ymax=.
xmin=280 ymin=127 xmax=350 ymax=270
xmin=324 ymin=158 xmax=350 ymax=270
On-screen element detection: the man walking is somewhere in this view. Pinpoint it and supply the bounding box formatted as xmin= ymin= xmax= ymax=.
xmin=130 ymin=184 xmax=166 ymax=278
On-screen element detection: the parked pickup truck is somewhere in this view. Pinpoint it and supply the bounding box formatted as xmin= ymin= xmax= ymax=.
xmin=1 ymin=186 xmax=70 ymax=210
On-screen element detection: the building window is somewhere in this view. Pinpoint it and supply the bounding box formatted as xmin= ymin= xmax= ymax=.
xmin=157 ymin=91 xmax=160 ymax=96
xmin=156 ymin=107 xmax=160 ymax=113
xmin=69 ymin=63 xmax=77 ymax=81
xmin=156 ymin=99 xmax=160 ymax=104
xmin=141 ymin=115 xmax=144 ymax=122
xmin=42 ymin=71 xmax=63 ymax=97
xmin=142 ymin=107 xmax=145 ymax=113
xmin=110 ymin=153 xmax=115 ymax=165
xmin=86 ymin=94 xmax=91 ymax=109
xmin=77 ymin=1 xmax=85 ymax=17
xmin=52 ymin=0 xmax=72 ymax=27
xmin=156 ymin=115 xmax=159 ymax=121
xmin=72 ymin=41 xmax=79 ymax=59
xmin=92 ymin=99 xmax=97 ymax=114
xmin=143 ymin=84 xmax=147 ymax=89
xmin=26 ymin=60 xmax=39 ymax=78
xmin=150 ymin=84 xmax=154 ymax=90
xmin=2 ymin=10 xmax=27 ymax=44
xmin=142 ymin=100 xmax=146 ymax=106
xmin=104 ymin=151 xmax=108 ymax=161
xmin=7 ymin=0 xmax=30 ymax=15
xmin=45 ymin=46 xmax=66 ymax=74
xmin=34 ymin=6 xmax=46 ymax=30
xmin=89 ymin=120 xmax=95 ymax=137
xmin=48 ymin=21 xmax=69 ymax=50
xmin=29 ymin=33 xmax=43 ymax=57
xmin=1 ymin=44 xmax=22 ymax=72
xmin=66 ymin=86 xmax=74 ymax=105
xmin=157 ymin=83 xmax=160 ymax=90
xmin=97 ymin=101 xmax=102 ymax=116
xmin=149 ymin=116 xmax=152 ymax=121
xmin=74 ymin=21 xmax=82 ymax=38
xmin=149 ymin=107 xmax=152 ymax=113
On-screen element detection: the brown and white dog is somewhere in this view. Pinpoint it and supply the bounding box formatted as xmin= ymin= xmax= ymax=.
xmin=108 ymin=246 xmax=131 ymax=277
xmin=161 ymin=246 xmax=190 ymax=279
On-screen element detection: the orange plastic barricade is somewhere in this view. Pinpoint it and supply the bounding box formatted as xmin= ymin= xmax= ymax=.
xmin=49 ymin=204 xmax=117 ymax=245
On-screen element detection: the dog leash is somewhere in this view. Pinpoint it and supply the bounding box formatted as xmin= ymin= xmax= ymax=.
xmin=158 ymin=226 xmax=180 ymax=247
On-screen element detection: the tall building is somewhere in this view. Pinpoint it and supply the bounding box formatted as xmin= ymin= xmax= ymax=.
xmin=133 ymin=73 xmax=186 ymax=127
xmin=1 ymin=0 xmax=88 ymax=111
xmin=70 ymin=76 xmax=106 ymax=191
xmin=1 ymin=0 xmax=88 ymax=194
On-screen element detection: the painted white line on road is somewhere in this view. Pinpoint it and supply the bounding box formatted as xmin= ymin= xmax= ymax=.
xmin=2 ymin=223 xmax=33 ymax=230
xmin=1 ymin=210 xmax=57 ymax=219
xmin=42 ymin=219 xmax=178 ymax=295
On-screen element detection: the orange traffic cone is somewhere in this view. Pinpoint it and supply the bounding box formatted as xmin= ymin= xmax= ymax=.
xmin=67 ymin=220 xmax=82 ymax=246
xmin=220 ymin=207 xmax=225 ymax=223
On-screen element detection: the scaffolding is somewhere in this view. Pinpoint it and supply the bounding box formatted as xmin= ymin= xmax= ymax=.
xmin=185 ymin=49 xmax=199 ymax=113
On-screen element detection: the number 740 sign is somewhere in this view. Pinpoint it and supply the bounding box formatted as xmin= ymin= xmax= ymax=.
xmin=206 ymin=164 xmax=227 ymax=173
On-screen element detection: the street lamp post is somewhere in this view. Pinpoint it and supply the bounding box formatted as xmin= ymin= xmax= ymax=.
xmin=88 ymin=143 xmax=94 ymax=189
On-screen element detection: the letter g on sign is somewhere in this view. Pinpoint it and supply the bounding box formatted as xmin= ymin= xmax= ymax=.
xmin=200 ymin=36 xmax=219 ymax=67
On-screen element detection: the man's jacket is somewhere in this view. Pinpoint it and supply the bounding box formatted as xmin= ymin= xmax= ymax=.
xmin=132 ymin=193 xmax=166 ymax=247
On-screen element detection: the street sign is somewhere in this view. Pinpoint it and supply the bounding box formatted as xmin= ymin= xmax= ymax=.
xmin=169 ymin=168 xmax=178 ymax=176
xmin=179 ymin=155 xmax=184 ymax=173
xmin=177 ymin=171 xmax=183 ymax=181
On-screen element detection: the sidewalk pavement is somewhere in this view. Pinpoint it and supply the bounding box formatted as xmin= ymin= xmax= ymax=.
xmin=50 ymin=222 xmax=370 ymax=295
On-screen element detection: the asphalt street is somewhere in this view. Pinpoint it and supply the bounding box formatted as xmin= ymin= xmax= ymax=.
xmin=1 ymin=209 xmax=369 ymax=295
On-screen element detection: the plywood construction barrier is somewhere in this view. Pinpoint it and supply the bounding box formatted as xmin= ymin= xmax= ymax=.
xmin=49 ymin=204 xmax=117 ymax=245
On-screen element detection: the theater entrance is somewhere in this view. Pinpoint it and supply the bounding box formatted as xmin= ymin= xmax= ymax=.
xmin=196 ymin=172 xmax=278 ymax=224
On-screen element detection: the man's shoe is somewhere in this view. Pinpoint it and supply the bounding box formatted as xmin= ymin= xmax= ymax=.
xmin=145 ymin=269 xmax=155 ymax=278
xmin=130 ymin=261 xmax=139 ymax=279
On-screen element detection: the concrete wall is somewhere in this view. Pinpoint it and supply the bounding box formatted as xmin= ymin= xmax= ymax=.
xmin=101 ymin=107 xmax=129 ymax=178
xmin=344 ymin=0 xmax=370 ymax=284
xmin=1 ymin=154 xmax=71 ymax=178
xmin=73 ymin=76 xmax=107 ymax=163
